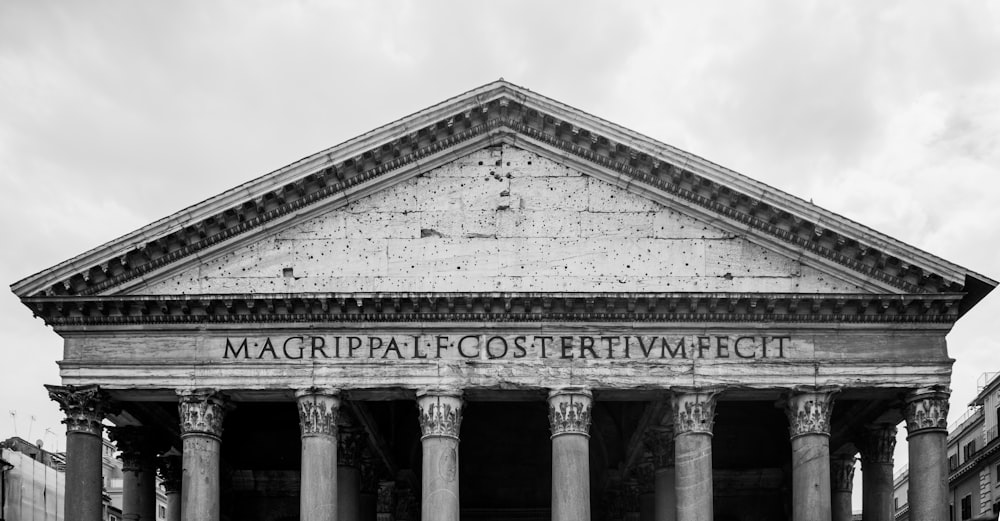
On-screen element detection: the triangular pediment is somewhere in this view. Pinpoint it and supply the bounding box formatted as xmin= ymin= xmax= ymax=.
xmin=128 ymin=145 xmax=866 ymax=295
xmin=11 ymin=81 xmax=995 ymax=317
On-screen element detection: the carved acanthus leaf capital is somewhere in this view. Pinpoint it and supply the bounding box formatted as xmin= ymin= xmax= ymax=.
xmin=904 ymin=387 xmax=950 ymax=436
xmin=157 ymin=454 xmax=182 ymax=494
xmin=643 ymin=426 xmax=675 ymax=468
xmin=417 ymin=390 xmax=463 ymax=440
xmin=338 ymin=427 xmax=366 ymax=468
xmin=672 ymin=390 xmax=719 ymax=436
xmin=377 ymin=480 xmax=396 ymax=514
xmin=46 ymin=384 xmax=114 ymax=436
xmin=178 ymin=389 xmax=229 ymax=439
xmin=830 ymin=454 xmax=857 ymax=493
xmin=108 ymin=426 xmax=161 ymax=473
xmin=857 ymin=424 xmax=897 ymax=465
xmin=295 ymin=389 xmax=340 ymax=438
xmin=548 ymin=388 xmax=593 ymax=438
xmin=785 ymin=389 xmax=837 ymax=439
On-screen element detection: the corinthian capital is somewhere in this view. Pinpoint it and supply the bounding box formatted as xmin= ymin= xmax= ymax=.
xmin=178 ymin=389 xmax=229 ymax=439
xmin=46 ymin=384 xmax=113 ymax=436
xmin=548 ymin=388 xmax=593 ymax=438
xmin=785 ymin=388 xmax=837 ymax=439
xmin=672 ymin=390 xmax=719 ymax=436
xmin=417 ymin=389 xmax=463 ymax=439
xmin=158 ymin=454 xmax=182 ymax=494
xmin=338 ymin=413 xmax=366 ymax=468
xmin=108 ymin=426 xmax=162 ymax=473
xmin=295 ymin=388 xmax=340 ymax=438
xmin=830 ymin=454 xmax=856 ymax=493
xmin=857 ymin=423 xmax=897 ymax=466
xmin=903 ymin=387 xmax=950 ymax=436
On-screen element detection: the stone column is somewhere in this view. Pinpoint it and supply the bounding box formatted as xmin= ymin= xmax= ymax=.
xmin=645 ymin=426 xmax=677 ymax=521
xmin=785 ymin=389 xmax=837 ymax=521
xmin=903 ymin=387 xmax=950 ymax=521
xmin=417 ymin=389 xmax=464 ymax=521
xmin=178 ymin=389 xmax=228 ymax=521
xmin=296 ymin=388 xmax=340 ymax=521
xmin=548 ymin=388 xmax=593 ymax=521
xmin=858 ymin=424 xmax=896 ymax=521
xmin=46 ymin=384 xmax=112 ymax=521
xmin=635 ymin=463 xmax=656 ymax=521
xmin=108 ymin=426 xmax=160 ymax=521
xmin=338 ymin=414 xmax=365 ymax=521
xmin=830 ymin=454 xmax=856 ymax=521
xmin=158 ymin=454 xmax=182 ymax=521
xmin=377 ymin=480 xmax=396 ymax=521
xmin=672 ymin=390 xmax=718 ymax=521
xmin=361 ymin=450 xmax=379 ymax=521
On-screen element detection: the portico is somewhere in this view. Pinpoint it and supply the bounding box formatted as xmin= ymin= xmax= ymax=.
xmin=13 ymin=81 xmax=995 ymax=521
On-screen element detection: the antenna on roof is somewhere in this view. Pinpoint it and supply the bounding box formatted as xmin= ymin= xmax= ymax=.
xmin=8 ymin=410 xmax=16 ymax=437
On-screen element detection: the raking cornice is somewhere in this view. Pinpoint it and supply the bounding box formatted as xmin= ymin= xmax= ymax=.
xmin=10 ymin=81 xmax=996 ymax=313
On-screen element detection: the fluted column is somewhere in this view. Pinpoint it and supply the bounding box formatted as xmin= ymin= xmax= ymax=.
xmin=46 ymin=384 xmax=112 ymax=521
xmin=785 ymin=388 xmax=837 ymax=521
xmin=903 ymin=387 xmax=949 ymax=521
xmin=338 ymin=414 xmax=365 ymax=521
xmin=548 ymin=388 xmax=593 ymax=521
xmin=158 ymin=454 xmax=182 ymax=521
xmin=178 ymin=389 xmax=228 ymax=521
xmin=672 ymin=390 xmax=718 ymax=521
xmin=296 ymin=388 xmax=340 ymax=521
xmin=417 ymin=389 xmax=464 ymax=521
xmin=858 ymin=424 xmax=896 ymax=521
xmin=108 ymin=426 xmax=160 ymax=521
xmin=830 ymin=454 xmax=856 ymax=521
xmin=645 ymin=426 xmax=676 ymax=521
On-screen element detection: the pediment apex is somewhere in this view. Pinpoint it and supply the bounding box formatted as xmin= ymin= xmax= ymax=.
xmin=11 ymin=81 xmax=996 ymax=314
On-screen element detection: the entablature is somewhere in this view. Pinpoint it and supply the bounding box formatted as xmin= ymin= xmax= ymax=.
xmin=22 ymin=291 xmax=964 ymax=327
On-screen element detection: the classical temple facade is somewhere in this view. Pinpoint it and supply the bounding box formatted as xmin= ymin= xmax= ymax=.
xmin=11 ymin=81 xmax=997 ymax=521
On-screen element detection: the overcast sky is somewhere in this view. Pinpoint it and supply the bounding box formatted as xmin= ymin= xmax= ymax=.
xmin=2 ymin=0 xmax=998 ymax=506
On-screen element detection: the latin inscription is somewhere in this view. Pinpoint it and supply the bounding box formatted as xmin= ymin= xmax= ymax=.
xmin=222 ymin=334 xmax=791 ymax=361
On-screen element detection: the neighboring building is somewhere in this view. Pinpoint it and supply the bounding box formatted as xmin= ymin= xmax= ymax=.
xmin=894 ymin=371 xmax=1000 ymax=521
xmin=12 ymin=81 xmax=998 ymax=521
xmin=0 ymin=436 xmax=166 ymax=521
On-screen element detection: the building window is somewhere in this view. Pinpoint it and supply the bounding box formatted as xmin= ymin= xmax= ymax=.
xmin=963 ymin=440 xmax=977 ymax=461
xmin=159 ymin=505 xmax=166 ymax=518
xmin=950 ymin=454 xmax=960 ymax=470
xmin=894 ymin=497 xmax=899 ymax=510
xmin=962 ymin=494 xmax=972 ymax=520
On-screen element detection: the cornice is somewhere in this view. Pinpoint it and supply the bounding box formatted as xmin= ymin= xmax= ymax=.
xmin=20 ymin=292 xmax=963 ymax=327
xmin=11 ymin=82 xmax=995 ymax=308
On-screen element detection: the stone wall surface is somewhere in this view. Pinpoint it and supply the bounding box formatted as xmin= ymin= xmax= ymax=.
xmin=135 ymin=146 xmax=863 ymax=295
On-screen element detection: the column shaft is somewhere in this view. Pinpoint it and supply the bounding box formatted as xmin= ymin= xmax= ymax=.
xmin=672 ymin=391 xmax=718 ymax=521
xmin=830 ymin=454 xmax=856 ymax=521
xmin=654 ymin=467 xmax=677 ymax=521
xmin=549 ymin=388 xmax=593 ymax=521
xmin=785 ymin=389 xmax=837 ymax=521
xmin=158 ymin=454 xmax=182 ymax=521
xmin=417 ymin=390 xmax=463 ymax=521
xmin=109 ymin=426 xmax=160 ymax=521
xmin=904 ymin=388 xmax=949 ymax=521
xmin=47 ymin=385 xmax=110 ymax=521
xmin=338 ymin=466 xmax=361 ymax=521
xmin=297 ymin=389 xmax=340 ymax=521
xmin=178 ymin=389 xmax=228 ymax=521
xmin=858 ymin=424 xmax=896 ymax=521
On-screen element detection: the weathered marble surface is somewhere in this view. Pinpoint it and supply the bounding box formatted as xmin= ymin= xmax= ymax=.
xmin=134 ymin=146 xmax=863 ymax=295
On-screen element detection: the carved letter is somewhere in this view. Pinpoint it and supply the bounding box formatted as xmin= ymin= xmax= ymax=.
xmin=224 ymin=338 xmax=249 ymax=359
